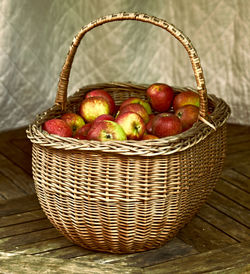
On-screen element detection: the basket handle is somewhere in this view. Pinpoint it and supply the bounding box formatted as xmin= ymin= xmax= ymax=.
xmin=55 ymin=12 xmax=208 ymax=118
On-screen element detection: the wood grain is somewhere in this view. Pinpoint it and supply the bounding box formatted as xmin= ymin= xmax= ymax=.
xmin=0 ymin=253 xmax=142 ymax=274
xmin=144 ymin=242 xmax=250 ymax=274
xmin=0 ymin=195 xmax=40 ymax=217
xmin=72 ymin=238 xmax=197 ymax=268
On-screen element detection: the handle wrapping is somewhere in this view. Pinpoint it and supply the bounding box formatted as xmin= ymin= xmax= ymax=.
xmin=55 ymin=12 xmax=208 ymax=118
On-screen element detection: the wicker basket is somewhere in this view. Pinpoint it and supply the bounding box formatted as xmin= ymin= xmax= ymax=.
xmin=27 ymin=12 xmax=230 ymax=254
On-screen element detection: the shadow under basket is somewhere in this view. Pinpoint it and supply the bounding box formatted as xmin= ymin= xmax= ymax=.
xmin=27 ymin=13 xmax=231 ymax=254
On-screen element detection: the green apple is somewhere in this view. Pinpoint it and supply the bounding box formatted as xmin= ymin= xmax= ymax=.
xmin=80 ymin=96 xmax=110 ymax=123
xmin=116 ymin=111 xmax=146 ymax=140
xmin=85 ymin=89 xmax=116 ymax=114
xmin=61 ymin=112 xmax=85 ymax=135
xmin=87 ymin=120 xmax=127 ymax=141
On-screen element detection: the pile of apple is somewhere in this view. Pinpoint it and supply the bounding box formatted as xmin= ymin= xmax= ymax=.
xmin=43 ymin=83 xmax=200 ymax=141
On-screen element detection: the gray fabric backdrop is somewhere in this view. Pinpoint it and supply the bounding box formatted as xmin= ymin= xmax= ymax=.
xmin=0 ymin=0 xmax=249 ymax=132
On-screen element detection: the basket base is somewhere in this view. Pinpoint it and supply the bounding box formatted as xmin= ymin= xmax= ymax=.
xmin=65 ymin=229 xmax=180 ymax=254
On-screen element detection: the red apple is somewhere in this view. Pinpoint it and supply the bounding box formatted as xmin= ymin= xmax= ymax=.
xmin=142 ymin=134 xmax=158 ymax=140
xmin=87 ymin=120 xmax=127 ymax=141
xmin=173 ymin=90 xmax=200 ymax=111
xmin=86 ymin=89 xmax=115 ymax=114
xmin=146 ymin=83 xmax=174 ymax=112
xmin=120 ymin=97 xmax=152 ymax=115
xmin=118 ymin=103 xmax=149 ymax=123
xmin=146 ymin=114 xmax=156 ymax=134
xmin=152 ymin=113 xmax=182 ymax=138
xmin=175 ymin=105 xmax=199 ymax=131
xmin=43 ymin=119 xmax=72 ymax=137
xmin=93 ymin=114 xmax=115 ymax=123
xmin=74 ymin=123 xmax=92 ymax=140
xmin=61 ymin=112 xmax=85 ymax=135
xmin=80 ymin=96 xmax=110 ymax=123
xmin=116 ymin=112 xmax=145 ymax=140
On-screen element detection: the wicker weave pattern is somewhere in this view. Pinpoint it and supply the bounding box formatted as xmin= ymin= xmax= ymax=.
xmin=27 ymin=13 xmax=231 ymax=254
xmin=32 ymin=123 xmax=226 ymax=253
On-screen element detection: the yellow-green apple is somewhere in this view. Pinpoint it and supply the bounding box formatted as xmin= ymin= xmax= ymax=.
xmin=93 ymin=114 xmax=115 ymax=123
xmin=120 ymin=97 xmax=152 ymax=114
xmin=80 ymin=97 xmax=110 ymax=123
xmin=142 ymin=134 xmax=158 ymax=140
xmin=87 ymin=120 xmax=127 ymax=141
xmin=175 ymin=105 xmax=199 ymax=131
xmin=61 ymin=112 xmax=85 ymax=135
xmin=117 ymin=103 xmax=149 ymax=123
xmin=146 ymin=83 xmax=174 ymax=112
xmin=74 ymin=123 xmax=92 ymax=140
xmin=173 ymin=90 xmax=200 ymax=111
xmin=86 ymin=89 xmax=115 ymax=114
xmin=43 ymin=119 xmax=72 ymax=137
xmin=116 ymin=111 xmax=145 ymax=140
xmin=152 ymin=113 xmax=182 ymax=138
xmin=146 ymin=114 xmax=156 ymax=134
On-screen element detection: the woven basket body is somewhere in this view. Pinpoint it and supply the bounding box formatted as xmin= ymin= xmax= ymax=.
xmin=27 ymin=13 xmax=230 ymax=254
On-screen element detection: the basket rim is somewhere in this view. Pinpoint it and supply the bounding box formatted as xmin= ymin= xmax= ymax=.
xmin=26 ymin=82 xmax=231 ymax=157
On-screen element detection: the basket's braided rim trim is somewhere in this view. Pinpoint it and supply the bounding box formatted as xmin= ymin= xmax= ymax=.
xmin=27 ymin=83 xmax=231 ymax=156
xmin=55 ymin=12 xmax=208 ymax=118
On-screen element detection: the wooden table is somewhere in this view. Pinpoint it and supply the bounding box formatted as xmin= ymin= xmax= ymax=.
xmin=0 ymin=124 xmax=249 ymax=273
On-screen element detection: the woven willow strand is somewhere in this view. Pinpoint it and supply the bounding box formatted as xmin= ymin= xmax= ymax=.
xmin=55 ymin=12 xmax=207 ymax=118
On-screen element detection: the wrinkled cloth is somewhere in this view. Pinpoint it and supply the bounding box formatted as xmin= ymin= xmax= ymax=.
xmin=0 ymin=0 xmax=249 ymax=132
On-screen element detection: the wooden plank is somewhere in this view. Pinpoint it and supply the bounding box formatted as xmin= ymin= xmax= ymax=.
xmin=197 ymin=203 xmax=250 ymax=242
xmin=11 ymin=138 xmax=32 ymax=156
xmin=144 ymin=241 xmax=250 ymax=274
xmin=227 ymin=140 xmax=250 ymax=154
xmin=38 ymin=245 xmax=93 ymax=259
xmin=12 ymin=237 xmax=72 ymax=255
xmin=224 ymin=150 xmax=250 ymax=168
xmin=0 ymin=195 xmax=40 ymax=217
xmin=0 ymin=194 xmax=6 ymax=202
xmin=226 ymin=123 xmax=250 ymax=138
xmin=0 ymin=218 xmax=52 ymax=239
xmin=0 ymin=127 xmax=28 ymax=142
xmin=0 ymin=171 xmax=27 ymax=200
xmin=0 ymin=253 xmax=143 ymax=274
xmin=207 ymin=191 xmax=250 ymax=228
xmin=0 ymin=154 xmax=34 ymax=195
xmin=0 ymin=141 xmax=32 ymax=176
xmin=72 ymin=238 xmax=197 ymax=268
xmin=177 ymin=216 xmax=237 ymax=252
xmin=221 ymin=168 xmax=250 ymax=192
xmin=213 ymin=265 xmax=250 ymax=274
xmin=227 ymin=133 xmax=250 ymax=145
xmin=0 ymin=209 xmax=45 ymax=227
xmin=0 ymin=227 xmax=61 ymax=250
xmin=234 ymin=162 xmax=250 ymax=178
xmin=215 ymin=179 xmax=250 ymax=209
